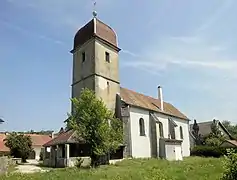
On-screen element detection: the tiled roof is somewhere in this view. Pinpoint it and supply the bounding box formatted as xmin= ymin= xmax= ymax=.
xmin=26 ymin=134 xmax=52 ymax=146
xmin=190 ymin=120 xmax=233 ymax=139
xmin=190 ymin=121 xmax=213 ymax=136
xmin=43 ymin=130 xmax=83 ymax=147
xmin=120 ymin=87 xmax=189 ymax=120
xmin=72 ymin=18 xmax=118 ymax=51
xmin=0 ymin=133 xmax=52 ymax=152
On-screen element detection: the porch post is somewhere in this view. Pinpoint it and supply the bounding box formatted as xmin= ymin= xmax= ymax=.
xmin=56 ymin=145 xmax=60 ymax=158
xmin=43 ymin=147 xmax=46 ymax=160
xmin=65 ymin=144 xmax=70 ymax=167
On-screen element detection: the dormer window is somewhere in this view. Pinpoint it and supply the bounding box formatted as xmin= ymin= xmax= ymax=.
xmin=168 ymin=118 xmax=177 ymax=139
xmin=105 ymin=52 xmax=110 ymax=63
xmin=82 ymin=52 xmax=86 ymax=63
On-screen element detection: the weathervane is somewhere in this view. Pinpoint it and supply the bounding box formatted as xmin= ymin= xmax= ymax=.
xmin=92 ymin=0 xmax=97 ymax=18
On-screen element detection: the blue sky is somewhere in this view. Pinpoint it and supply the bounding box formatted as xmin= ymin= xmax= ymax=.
xmin=1 ymin=0 xmax=237 ymax=132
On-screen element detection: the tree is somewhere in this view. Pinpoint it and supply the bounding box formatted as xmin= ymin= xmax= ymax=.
xmin=204 ymin=120 xmax=225 ymax=146
xmin=192 ymin=119 xmax=203 ymax=146
xmin=4 ymin=132 xmax=33 ymax=162
xmin=68 ymin=88 xmax=123 ymax=168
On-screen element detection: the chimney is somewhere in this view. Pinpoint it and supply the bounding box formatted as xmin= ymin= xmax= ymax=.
xmin=158 ymin=86 xmax=164 ymax=111
xmin=51 ymin=131 xmax=54 ymax=139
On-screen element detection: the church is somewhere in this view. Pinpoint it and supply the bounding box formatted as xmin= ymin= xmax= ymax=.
xmin=43 ymin=13 xmax=191 ymax=167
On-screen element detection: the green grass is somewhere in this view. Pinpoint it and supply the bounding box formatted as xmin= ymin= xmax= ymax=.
xmin=1 ymin=157 xmax=224 ymax=180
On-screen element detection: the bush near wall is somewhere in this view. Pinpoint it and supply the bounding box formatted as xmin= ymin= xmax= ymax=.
xmin=190 ymin=146 xmax=229 ymax=158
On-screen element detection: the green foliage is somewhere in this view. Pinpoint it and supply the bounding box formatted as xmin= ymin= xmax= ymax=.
xmin=39 ymin=152 xmax=43 ymax=161
xmin=204 ymin=136 xmax=225 ymax=147
xmin=4 ymin=132 xmax=33 ymax=163
xmin=221 ymin=149 xmax=237 ymax=180
xmin=68 ymin=88 xmax=123 ymax=168
xmin=190 ymin=146 xmax=227 ymax=158
xmin=203 ymin=121 xmax=225 ymax=147
xmin=0 ymin=157 xmax=225 ymax=180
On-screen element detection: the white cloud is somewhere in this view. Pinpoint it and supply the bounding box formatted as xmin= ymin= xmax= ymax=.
xmin=0 ymin=19 xmax=66 ymax=46
xmin=196 ymin=0 xmax=233 ymax=32
xmin=169 ymin=36 xmax=201 ymax=44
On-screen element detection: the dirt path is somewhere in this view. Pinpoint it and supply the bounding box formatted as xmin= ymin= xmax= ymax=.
xmin=14 ymin=160 xmax=48 ymax=174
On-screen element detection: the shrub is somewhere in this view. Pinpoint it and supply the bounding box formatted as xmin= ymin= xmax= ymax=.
xmin=221 ymin=149 xmax=237 ymax=180
xmin=190 ymin=146 xmax=227 ymax=157
xmin=39 ymin=151 xmax=43 ymax=161
xmin=75 ymin=157 xmax=84 ymax=168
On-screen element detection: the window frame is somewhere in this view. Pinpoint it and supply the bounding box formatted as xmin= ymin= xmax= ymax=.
xmin=82 ymin=52 xmax=86 ymax=63
xmin=105 ymin=51 xmax=110 ymax=63
xmin=180 ymin=126 xmax=184 ymax=139
xmin=139 ymin=118 xmax=145 ymax=136
xmin=159 ymin=122 xmax=164 ymax=138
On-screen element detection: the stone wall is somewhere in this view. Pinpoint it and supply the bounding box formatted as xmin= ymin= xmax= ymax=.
xmin=0 ymin=157 xmax=8 ymax=175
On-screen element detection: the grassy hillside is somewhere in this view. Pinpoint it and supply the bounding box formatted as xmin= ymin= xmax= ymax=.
xmin=1 ymin=157 xmax=224 ymax=180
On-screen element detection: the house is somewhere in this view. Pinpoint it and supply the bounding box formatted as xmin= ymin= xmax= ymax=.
xmin=0 ymin=134 xmax=9 ymax=156
xmin=0 ymin=133 xmax=52 ymax=160
xmin=43 ymin=13 xmax=191 ymax=167
xmin=189 ymin=119 xmax=234 ymax=148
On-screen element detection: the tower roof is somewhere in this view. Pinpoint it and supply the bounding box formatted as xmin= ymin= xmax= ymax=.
xmin=72 ymin=18 xmax=119 ymax=52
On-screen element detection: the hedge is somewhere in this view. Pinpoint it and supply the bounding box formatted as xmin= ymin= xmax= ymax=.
xmin=190 ymin=146 xmax=228 ymax=158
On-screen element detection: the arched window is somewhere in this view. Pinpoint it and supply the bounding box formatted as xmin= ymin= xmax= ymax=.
xmin=180 ymin=126 xmax=184 ymax=139
xmin=139 ymin=118 xmax=145 ymax=136
xmin=159 ymin=122 xmax=164 ymax=137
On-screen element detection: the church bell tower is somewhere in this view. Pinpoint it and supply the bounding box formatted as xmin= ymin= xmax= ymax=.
xmin=70 ymin=12 xmax=121 ymax=113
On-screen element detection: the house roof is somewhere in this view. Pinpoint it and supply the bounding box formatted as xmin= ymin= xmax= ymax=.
xmin=190 ymin=120 xmax=233 ymax=139
xmin=120 ymin=87 xmax=189 ymax=120
xmin=43 ymin=129 xmax=83 ymax=147
xmin=223 ymin=140 xmax=237 ymax=147
xmin=0 ymin=133 xmax=52 ymax=152
xmin=0 ymin=134 xmax=9 ymax=152
xmin=190 ymin=121 xmax=213 ymax=136
xmin=26 ymin=134 xmax=52 ymax=146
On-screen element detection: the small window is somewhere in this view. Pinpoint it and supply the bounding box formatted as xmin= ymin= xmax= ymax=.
xmin=180 ymin=126 xmax=184 ymax=139
xmin=82 ymin=52 xmax=86 ymax=62
xmin=139 ymin=118 xmax=145 ymax=136
xmin=159 ymin=122 xmax=164 ymax=137
xmin=105 ymin=52 xmax=110 ymax=62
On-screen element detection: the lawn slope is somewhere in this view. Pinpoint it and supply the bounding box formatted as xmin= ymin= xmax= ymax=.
xmin=1 ymin=157 xmax=224 ymax=180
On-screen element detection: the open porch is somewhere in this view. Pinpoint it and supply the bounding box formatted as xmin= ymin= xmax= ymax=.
xmin=43 ymin=130 xmax=124 ymax=168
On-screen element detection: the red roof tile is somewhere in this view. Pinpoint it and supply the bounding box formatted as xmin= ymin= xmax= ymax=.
xmin=26 ymin=134 xmax=52 ymax=146
xmin=0 ymin=134 xmax=9 ymax=152
xmin=43 ymin=130 xmax=81 ymax=147
xmin=0 ymin=133 xmax=52 ymax=152
xmin=120 ymin=87 xmax=189 ymax=120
